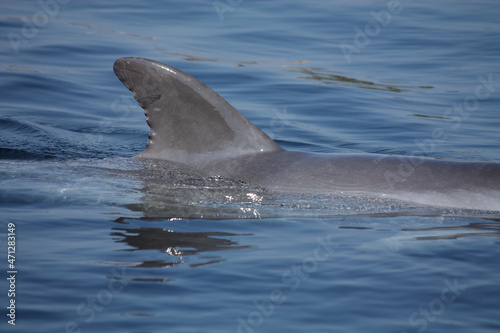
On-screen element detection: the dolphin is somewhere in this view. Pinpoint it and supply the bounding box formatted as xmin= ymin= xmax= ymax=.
xmin=113 ymin=57 xmax=500 ymax=212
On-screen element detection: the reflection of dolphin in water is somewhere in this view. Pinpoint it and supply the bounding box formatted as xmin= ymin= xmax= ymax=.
xmin=113 ymin=57 xmax=500 ymax=212
xmin=111 ymin=225 xmax=252 ymax=268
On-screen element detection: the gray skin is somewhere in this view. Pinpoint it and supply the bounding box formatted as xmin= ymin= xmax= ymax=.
xmin=113 ymin=57 xmax=500 ymax=211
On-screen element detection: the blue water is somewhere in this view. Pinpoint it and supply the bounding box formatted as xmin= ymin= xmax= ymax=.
xmin=1 ymin=1 xmax=500 ymax=332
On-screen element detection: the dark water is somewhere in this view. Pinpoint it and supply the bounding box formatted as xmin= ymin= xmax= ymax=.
xmin=1 ymin=1 xmax=500 ymax=332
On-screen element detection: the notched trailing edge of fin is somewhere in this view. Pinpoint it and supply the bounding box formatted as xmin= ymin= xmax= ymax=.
xmin=113 ymin=57 xmax=284 ymax=165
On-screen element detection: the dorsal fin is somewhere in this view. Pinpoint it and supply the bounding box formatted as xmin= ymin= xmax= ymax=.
xmin=113 ymin=57 xmax=283 ymax=167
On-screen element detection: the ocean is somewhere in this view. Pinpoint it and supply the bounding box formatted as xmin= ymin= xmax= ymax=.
xmin=1 ymin=1 xmax=500 ymax=332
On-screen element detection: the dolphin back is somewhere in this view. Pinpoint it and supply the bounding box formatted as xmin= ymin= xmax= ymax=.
xmin=113 ymin=57 xmax=282 ymax=167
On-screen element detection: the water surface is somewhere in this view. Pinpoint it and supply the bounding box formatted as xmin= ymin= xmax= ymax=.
xmin=1 ymin=1 xmax=500 ymax=332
